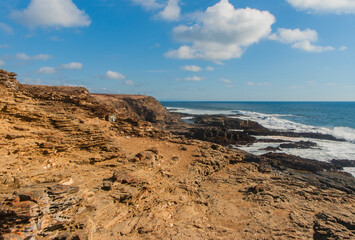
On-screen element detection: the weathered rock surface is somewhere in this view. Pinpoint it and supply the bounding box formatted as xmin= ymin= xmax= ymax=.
xmin=331 ymin=159 xmax=355 ymax=167
xmin=279 ymin=140 xmax=318 ymax=149
xmin=1 ymin=68 xmax=354 ymax=239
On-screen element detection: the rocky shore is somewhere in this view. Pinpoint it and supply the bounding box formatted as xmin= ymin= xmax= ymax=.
xmin=1 ymin=69 xmax=354 ymax=239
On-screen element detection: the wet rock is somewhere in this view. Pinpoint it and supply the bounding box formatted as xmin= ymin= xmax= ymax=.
xmin=260 ymin=146 xmax=281 ymax=152
xmin=261 ymin=153 xmax=341 ymax=172
xmin=186 ymin=126 xmax=256 ymax=146
xmin=279 ymin=141 xmax=318 ymax=149
xmin=331 ymin=159 xmax=355 ymax=168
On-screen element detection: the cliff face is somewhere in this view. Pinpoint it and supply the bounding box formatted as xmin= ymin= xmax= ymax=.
xmin=92 ymin=94 xmax=175 ymax=125
xmin=0 ymin=69 xmax=354 ymax=240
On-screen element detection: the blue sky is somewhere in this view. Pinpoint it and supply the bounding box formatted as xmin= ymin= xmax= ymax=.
xmin=0 ymin=0 xmax=354 ymax=101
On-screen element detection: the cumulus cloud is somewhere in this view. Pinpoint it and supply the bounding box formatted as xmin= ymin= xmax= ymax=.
xmin=247 ymin=81 xmax=271 ymax=87
xmin=0 ymin=22 xmax=14 ymax=34
xmin=37 ymin=67 xmax=57 ymax=74
xmin=206 ymin=66 xmax=214 ymax=71
xmin=11 ymin=0 xmax=91 ymax=28
xmin=159 ymin=0 xmax=181 ymax=21
xmin=165 ymin=0 xmax=275 ymax=61
xmin=269 ymin=28 xmax=335 ymax=53
xmin=286 ymin=0 xmax=355 ymax=14
xmin=183 ymin=76 xmax=203 ymax=81
xmin=131 ymin=0 xmax=163 ymax=11
xmin=181 ymin=65 xmax=202 ymax=72
xmin=0 ymin=59 xmax=5 ymax=67
xmin=16 ymin=53 xmax=53 ymax=61
xmin=105 ymin=70 xmax=126 ymax=80
xmin=60 ymin=62 xmax=83 ymax=70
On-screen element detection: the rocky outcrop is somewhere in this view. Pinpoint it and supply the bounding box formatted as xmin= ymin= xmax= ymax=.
xmin=261 ymin=153 xmax=342 ymax=172
xmin=92 ymin=94 xmax=175 ymax=126
xmin=0 ymin=69 xmax=19 ymax=91
xmin=185 ymin=126 xmax=256 ymax=145
xmin=279 ymin=140 xmax=318 ymax=149
xmin=0 ymin=68 xmax=354 ymax=239
xmin=331 ymin=159 xmax=355 ymax=168
xmin=193 ymin=115 xmax=268 ymax=131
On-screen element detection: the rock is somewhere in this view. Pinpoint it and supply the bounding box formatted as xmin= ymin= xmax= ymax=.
xmin=0 ymin=69 xmax=19 ymax=91
xmin=111 ymin=171 xmax=135 ymax=184
xmin=179 ymin=146 xmax=188 ymax=151
xmin=186 ymin=126 xmax=256 ymax=146
xmin=331 ymin=159 xmax=355 ymax=168
xmin=59 ymin=178 xmax=74 ymax=186
xmin=279 ymin=141 xmax=318 ymax=149
xmin=260 ymin=146 xmax=281 ymax=152
xmin=261 ymin=153 xmax=341 ymax=172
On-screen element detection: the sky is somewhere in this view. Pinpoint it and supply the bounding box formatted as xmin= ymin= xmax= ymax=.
xmin=0 ymin=0 xmax=354 ymax=101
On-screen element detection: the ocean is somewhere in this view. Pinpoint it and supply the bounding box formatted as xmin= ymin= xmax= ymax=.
xmin=161 ymin=101 xmax=355 ymax=176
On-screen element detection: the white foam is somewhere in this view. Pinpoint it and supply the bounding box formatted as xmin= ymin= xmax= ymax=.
xmin=181 ymin=117 xmax=194 ymax=120
xmin=232 ymin=110 xmax=355 ymax=143
xmin=166 ymin=107 xmax=235 ymax=115
xmin=238 ymin=137 xmax=355 ymax=176
xmin=343 ymin=168 xmax=355 ymax=177
xmin=168 ymin=107 xmax=355 ymax=143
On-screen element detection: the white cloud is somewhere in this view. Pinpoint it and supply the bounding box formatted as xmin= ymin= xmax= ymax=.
xmin=220 ymin=78 xmax=232 ymax=84
xmin=286 ymin=0 xmax=355 ymax=14
xmin=165 ymin=0 xmax=275 ymax=61
xmin=11 ymin=0 xmax=91 ymax=28
xmin=184 ymin=76 xmax=203 ymax=81
xmin=60 ymin=62 xmax=83 ymax=70
xmin=0 ymin=22 xmax=14 ymax=34
xmin=247 ymin=81 xmax=271 ymax=87
xmin=16 ymin=53 xmax=53 ymax=61
xmin=181 ymin=65 xmax=202 ymax=72
xmin=0 ymin=44 xmax=9 ymax=48
xmin=159 ymin=0 xmax=181 ymax=21
xmin=339 ymin=46 xmax=347 ymax=51
xmin=206 ymin=66 xmax=214 ymax=71
xmin=131 ymin=0 xmax=163 ymax=11
xmin=269 ymin=28 xmax=335 ymax=53
xmin=37 ymin=67 xmax=57 ymax=74
xmin=105 ymin=70 xmax=126 ymax=80
xmin=327 ymin=82 xmax=336 ymax=86
xmin=125 ymin=80 xmax=136 ymax=86
xmin=0 ymin=59 xmax=5 ymax=67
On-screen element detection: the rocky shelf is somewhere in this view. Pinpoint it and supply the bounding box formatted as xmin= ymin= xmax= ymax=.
xmin=0 ymin=68 xmax=354 ymax=240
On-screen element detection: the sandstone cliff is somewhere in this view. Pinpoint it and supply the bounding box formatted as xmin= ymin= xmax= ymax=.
xmin=0 ymin=69 xmax=354 ymax=240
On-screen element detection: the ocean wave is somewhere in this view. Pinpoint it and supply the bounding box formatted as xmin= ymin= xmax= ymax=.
xmin=238 ymin=137 xmax=355 ymax=176
xmin=167 ymin=107 xmax=355 ymax=143
xmin=166 ymin=107 xmax=235 ymax=115
xmin=231 ymin=110 xmax=355 ymax=143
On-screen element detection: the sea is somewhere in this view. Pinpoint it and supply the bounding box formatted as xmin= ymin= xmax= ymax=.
xmin=161 ymin=102 xmax=355 ymax=176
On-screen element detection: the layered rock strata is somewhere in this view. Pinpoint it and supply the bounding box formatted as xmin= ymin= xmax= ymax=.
xmin=0 ymin=69 xmax=354 ymax=240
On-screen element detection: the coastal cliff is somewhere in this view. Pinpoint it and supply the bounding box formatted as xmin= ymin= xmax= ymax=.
xmin=0 ymin=69 xmax=354 ymax=240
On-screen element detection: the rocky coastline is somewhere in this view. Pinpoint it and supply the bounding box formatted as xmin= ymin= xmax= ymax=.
xmin=1 ymin=69 xmax=354 ymax=239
